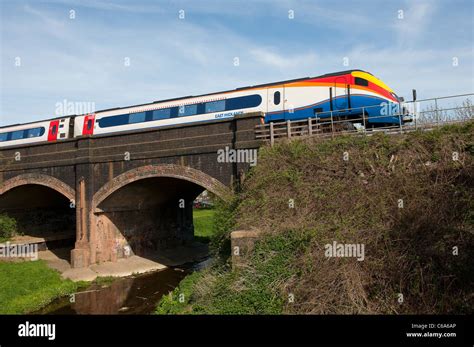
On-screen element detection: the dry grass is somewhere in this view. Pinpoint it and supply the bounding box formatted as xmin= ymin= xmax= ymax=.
xmin=235 ymin=121 xmax=474 ymax=314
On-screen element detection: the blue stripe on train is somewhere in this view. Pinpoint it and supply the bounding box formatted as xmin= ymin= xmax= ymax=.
xmin=265 ymin=95 xmax=402 ymax=125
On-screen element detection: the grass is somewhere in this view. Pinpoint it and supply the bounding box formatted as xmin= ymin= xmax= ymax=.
xmin=155 ymin=271 xmax=204 ymax=314
xmin=94 ymin=276 xmax=119 ymax=286
xmin=193 ymin=208 xmax=215 ymax=243
xmin=156 ymin=230 xmax=310 ymax=314
xmin=0 ymin=260 xmax=80 ymax=314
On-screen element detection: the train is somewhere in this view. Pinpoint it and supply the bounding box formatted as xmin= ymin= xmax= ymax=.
xmin=0 ymin=69 xmax=412 ymax=148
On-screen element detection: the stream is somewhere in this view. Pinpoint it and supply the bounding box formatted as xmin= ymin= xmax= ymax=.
xmin=34 ymin=258 xmax=212 ymax=315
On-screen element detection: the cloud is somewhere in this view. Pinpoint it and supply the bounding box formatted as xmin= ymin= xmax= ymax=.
xmin=0 ymin=0 xmax=472 ymax=125
xmin=250 ymin=48 xmax=318 ymax=69
xmin=392 ymin=1 xmax=438 ymax=47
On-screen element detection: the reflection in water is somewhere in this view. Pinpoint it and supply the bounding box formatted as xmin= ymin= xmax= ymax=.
xmin=36 ymin=268 xmax=187 ymax=315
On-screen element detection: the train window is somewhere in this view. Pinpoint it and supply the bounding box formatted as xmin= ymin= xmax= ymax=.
xmin=178 ymin=104 xmax=197 ymax=117
xmin=0 ymin=127 xmax=45 ymax=142
xmin=11 ymin=130 xmax=25 ymax=140
xmin=152 ymin=108 xmax=171 ymax=120
xmin=26 ymin=127 xmax=45 ymax=138
xmin=98 ymin=114 xmax=130 ymax=128
xmin=205 ymin=100 xmax=226 ymax=113
xmin=226 ymin=94 xmax=262 ymax=111
xmin=51 ymin=125 xmax=57 ymax=135
xmin=129 ymin=112 xmax=146 ymax=124
xmin=87 ymin=119 xmax=93 ymax=130
xmin=274 ymin=91 xmax=281 ymax=105
xmin=355 ymin=77 xmax=369 ymax=87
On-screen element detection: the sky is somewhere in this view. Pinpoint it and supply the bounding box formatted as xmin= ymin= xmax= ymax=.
xmin=0 ymin=0 xmax=473 ymax=125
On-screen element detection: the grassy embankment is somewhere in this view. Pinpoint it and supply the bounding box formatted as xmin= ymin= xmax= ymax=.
xmin=156 ymin=121 xmax=474 ymax=314
xmin=0 ymin=260 xmax=80 ymax=314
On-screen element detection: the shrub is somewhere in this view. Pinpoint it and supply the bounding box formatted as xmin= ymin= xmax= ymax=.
xmin=0 ymin=213 xmax=17 ymax=239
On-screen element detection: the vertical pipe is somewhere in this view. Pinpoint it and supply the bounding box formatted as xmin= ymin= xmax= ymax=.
xmin=287 ymin=120 xmax=291 ymax=138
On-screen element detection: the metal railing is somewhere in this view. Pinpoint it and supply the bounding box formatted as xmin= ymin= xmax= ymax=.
xmin=255 ymin=93 xmax=473 ymax=145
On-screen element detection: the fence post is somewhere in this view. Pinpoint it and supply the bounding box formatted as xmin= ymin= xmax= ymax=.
xmin=308 ymin=117 xmax=312 ymax=136
xmin=270 ymin=122 xmax=274 ymax=147
xmin=435 ymin=98 xmax=440 ymax=126
xmin=330 ymin=111 xmax=334 ymax=136
xmin=287 ymin=120 xmax=291 ymax=139
xmin=398 ymin=102 xmax=403 ymax=133
xmin=362 ymin=107 xmax=366 ymax=135
xmin=414 ymin=102 xmax=418 ymax=130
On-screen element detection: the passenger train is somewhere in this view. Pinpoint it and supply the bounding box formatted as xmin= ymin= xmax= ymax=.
xmin=0 ymin=69 xmax=412 ymax=148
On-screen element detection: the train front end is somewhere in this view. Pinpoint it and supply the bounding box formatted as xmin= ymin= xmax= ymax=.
xmin=349 ymin=71 xmax=413 ymax=127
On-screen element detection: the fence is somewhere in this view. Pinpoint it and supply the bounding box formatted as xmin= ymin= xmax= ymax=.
xmin=255 ymin=93 xmax=473 ymax=146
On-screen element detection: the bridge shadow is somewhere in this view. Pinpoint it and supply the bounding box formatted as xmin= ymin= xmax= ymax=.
xmin=94 ymin=177 xmax=212 ymax=266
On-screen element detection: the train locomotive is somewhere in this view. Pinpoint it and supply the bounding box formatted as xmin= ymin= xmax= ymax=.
xmin=0 ymin=69 xmax=412 ymax=148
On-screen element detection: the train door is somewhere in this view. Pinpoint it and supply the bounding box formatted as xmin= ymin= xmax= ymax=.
xmin=82 ymin=114 xmax=95 ymax=136
xmin=266 ymin=87 xmax=285 ymax=121
xmin=47 ymin=120 xmax=59 ymax=141
xmin=334 ymin=76 xmax=349 ymax=111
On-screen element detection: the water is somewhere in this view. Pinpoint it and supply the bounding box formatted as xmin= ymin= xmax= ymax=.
xmin=35 ymin=267 xmax=189 ymax=315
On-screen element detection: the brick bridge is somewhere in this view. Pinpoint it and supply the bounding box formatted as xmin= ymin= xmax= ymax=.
xmin=0 ymin=113 xmax=263 ymax=268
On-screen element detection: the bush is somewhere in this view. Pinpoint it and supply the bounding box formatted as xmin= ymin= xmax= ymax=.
xmin=0 ymin=213 xmax=17 ymax=239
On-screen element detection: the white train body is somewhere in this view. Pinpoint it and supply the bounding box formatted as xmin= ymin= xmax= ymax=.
xmin=0 ymin=118 xmax=70 ymax=148
xmin=73 ymin=88 xmax=267 ymax=138
xmin=1 ymin=70 xmax=404 ymax=148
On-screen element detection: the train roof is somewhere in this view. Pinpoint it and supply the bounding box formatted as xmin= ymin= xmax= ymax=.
xmin=0 ymin=69 xmax=370 ymax=129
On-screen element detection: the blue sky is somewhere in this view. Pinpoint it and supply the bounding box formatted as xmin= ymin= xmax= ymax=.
xmin=1 ymin=0 xmax=473 ymax=125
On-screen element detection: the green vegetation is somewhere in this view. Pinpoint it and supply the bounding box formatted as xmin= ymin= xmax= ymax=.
xmin=192 ymin=208 xmax=216 ymax=243
xmin=155 ymin=271 xmax=204 ymax=314
xmin=0 ymin=213 xmax=17 ymax=241
xmin=157 ymin=121 xmax=474 ymax=314
xmin=94 ymin=276 xmax=119 ymax=287
xmin=0 ymin=260 xmax=80 ymax=314
xmin=157 ymin=231 xmax=311 ymax=314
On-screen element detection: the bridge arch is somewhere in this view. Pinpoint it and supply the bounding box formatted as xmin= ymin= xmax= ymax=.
xmin=0 ymin=173 xmax=77 ymax=263
xmin=89 ymin=164 xmax=232 ymax=264
xmin=92 ymin=164 xmax=232 ymax=210
xmin=0 ymin=173 xmax=75 ymax=201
